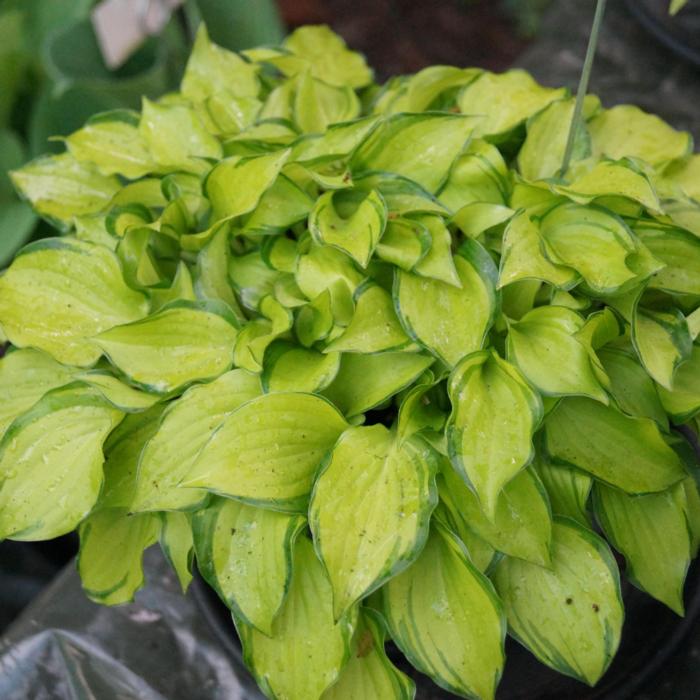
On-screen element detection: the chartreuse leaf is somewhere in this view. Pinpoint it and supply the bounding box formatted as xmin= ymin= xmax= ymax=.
xmin=160 ymin=511 xmax=194 ymax=593
xmin=351 ymin=113 xmax=476 ymax=193
xmin=78 ymin=508 xmax=159 ymax=605
xmin=131 ymin=369 xmax=261 ymax=513
xmin=309 ymin=188 xmax=387 ymax=267
xmin=533 ymin=454 xmax=592 ymax=526
xmin=411 ymin=213 xmax=460 ymax=285
xmin=294 ymin=71 xmax=361 ymax=134
xmin=0 ymin=349 xmax=76 ymax=439
xmin=65 ymin=111 xmax=156 ymax=179
xmin=494 ymin=518 xmax=623 ymax=686
xmin=150 ymin=263 xmax=197 ymax=313
xmin=595 ymin=483 xmax=690 ymax=615
xmin=382 ymin=522 xmax=505 ymax=700
xmin=634 ymin=222 xmax=700 ymax=296
xmin=589 ymin=105 xmax=692 ymax=166
xmin=538 ymin=202 xmax=646 ymax=294
xmin=451 ymin=202 xmax=514 ymax=239
xmin=447 ymin=350 xmax=543 ymax=519
xmin=375 ymin=217 xmax=431 ymax=270
xmin=323 ymin=351 xmax=434 ymax=417
xmin=657 ymin=345 xmax=700 ymax=422
xmin=262 ymin=342 xmax=340 ymax=393
xmin=499 ymin=211 xmax=578 ymax=289
xmin=440 ymin=461 xmax=552 ymax=566
xmin=438 ymin=139 xmax=509 ymax=210
xmin=181 ymin=25 xmax=260 ymax=101
xmin=206 ymin=150 xmax=291 ymax=222
xmin=10 ymin=153 xmax=120 ymax=226
xmin=394 ymin=239 xmax=497 ymax=366
xmin=322 ymin=608 xmax=415 ymax=700
xmin=185 ymin=393 xmax=348 ymax=511
xmin=507 ymin=306 xmax=608 ymax=402
xmin=238 ymin=535 xmax=357 ymax=700
xmin=632 ymin=307 xmax=692 ymax=390
xmin=310 ymin=425 xmax=437 ymax=619
xmin=598 ymin=348 xmax=668 ymax=429
xmin=662 ymin=153 xmax=700 ymax=200
xmin=458 ymin=69 xmax=566 ymax=138
xmin=230 ymin=250 xmax=281 ymax=311
xmin=242 ymin=174 xmax=313 ymax=236
xmin=94 ymin=301 xmax=239 ymax=394
xmin=0 ymin=386 xmax=122 ymax=540
xmin=396 ymin=375 xmax=447 ymax=440
xmin=545 ymin=397 xmax=686 ymax=492
xmin=76 ymin=372 xmax=161 ymax=412
xmin=389 ymin=65 xmax=480 ymax=114
xmin=326 ymin=284 xmax=411 ymax=353
xmin=683 ymin=477 xmax=700 ymax=557
xmin=0 ymin=238 xmax=148 ymax=366
xmin=193 ymin=497 xmax=305 ymax=635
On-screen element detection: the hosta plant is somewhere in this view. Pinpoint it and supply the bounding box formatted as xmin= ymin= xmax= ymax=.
xmin=1 ymin=22 xmax=700 ymax=700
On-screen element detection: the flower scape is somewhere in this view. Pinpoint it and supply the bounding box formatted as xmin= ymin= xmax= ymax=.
xmin=1 ymin=24 xmax=700 ymax=700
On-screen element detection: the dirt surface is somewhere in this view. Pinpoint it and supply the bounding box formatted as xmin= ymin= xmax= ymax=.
xmin=277 ymin=0 xmax=530 ymax=78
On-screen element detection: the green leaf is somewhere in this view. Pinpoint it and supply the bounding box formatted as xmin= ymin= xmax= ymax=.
xmin=351 ymin=113 xmax=476 ymax=193
xmin=294 ymin=72 xmax=361 ymax=134
xmin=65 ymin=111 xmax=156 ymax=179
xmin=184 ymin=392 xmax=348 ymax=511
xmin=310 ymin=425 xmax=437 ymax=619
xmin=241 ymin=174 xmax=313 ymax=236
xmin=662 ymin=153 xmax=700 ymax=200
xmin=282 ymin=25 xmax=372 ymax=88
xmin=634 ymin=222 xmax=700 ymax=296
xmin=238 ymin=535 xmax=356 ymax=700
xmin=394 ymin=239 xmax=497 ymax=366
xmin=206 ymin=149 xmax=291 ymax=223
xmin=451 ymin=202 xmax=514 ymax=239
xmin=0 ymin=386 xmax=122 ymax=540
xmin=0 ymin=201 xmax=37 ymax=269
xmin=670 ymin=0 xmax=689 ymax=14
xmin=411 ymin=213 xmax=461 ymax=285
xmin=545 ymin=397 xmax=686 ymax=493
xmin=131 ymin=369 xmax=261 ymax=513
xmin=598 ymin=348 xmax=668 ymax=429
xmin=193 ymin=497 xmax=305 ymax=635
xmin=0 ymin=348 xmax=76 ymax=440
xmin=10 ymin=153 xmax=119 ymax=226
xmin=322 ymin=608 xmax=415 ymax=700
xmin=0 ymin=238 xmax=148 ymax=366
xmin=494 ymin=518 xmax=623 ymax=686
xmin=326 ymin=284 xmax=411 ymax=354
xmin=94 ymin=301 xmax=239 ymax=394
xmin=262 ymin=342 xmax=340 ymax=393
xmin=375 ymin=217 xmax=431 ymax=271
xmin=230 ymin=249 xmax=281 ymax=311
xmin=78 ymin=508 xmax=159 ymax=605
xmin=382 ymin=523 xmax=505 ymax=700
xmin=181 ymin=25 xmax=260 ymax=101
xmin=323 ymin=351 xmax=434 ymax=418
xmin=589 ymin=105 xmax=692 ymax=166
xmin=76 ymin=371 xmax=161 ymax=412
xmin=657 ymin=345 xmax=700 ymax=422
xmin=439 ymin=462 xmax=552 ymax=566
xmin=507 ymin=305 xmax=608 ymax=402
xmin=160 ymin=511 xmax=194 ymax=592
xmin=309 ymin=188 xmax=387 ymax=267
xmin=458 ymin=69 xmax=566 ymax=139
xmin=533 ymin=454 xmax=592 ymax=526
xmin=447 ymin=350 xmax=543 ymax=519
xmin=499 ymin=211 xmax=578 ymax=289
xmin=594 ymin=483 xmax=689 ymax=615
xmin=632 ymin=307 xmax=692 ymax=390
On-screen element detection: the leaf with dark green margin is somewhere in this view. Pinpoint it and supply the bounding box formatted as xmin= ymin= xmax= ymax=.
xmin=375 ymin=217 xmax=431 ymax=271
xmin=310 ymin=425 xmax=438 ymax=619
xmin=594 ymin=483 xmax=690 ymax=615
xmin=382 ymin=523 xmax=505 ymax=700
xmin=657 ymin=345 xmax=700 ymax=423
xmin=533 ymin=454 xmax=592 ymax=526
xmin=494 ymin=518 xmax=623 ymax=686
xmin=447 ymin=350 xmax=543 ymax=519
xmin=237 ymin=535 xmax=357 ymax=700
xmin=411 ymin=213 xmax=461 ymax=285
xmin=263 ymin=341 xmax=340 ymax=393
xmin=0 ymin=238 xmax=148 ymax=366
xmin=131 ymin=369 xmax=261 ymax=513
xmin=294 ymin=71 xmax=361 ymax=134
xmin=160 ymin=511 xmax=194 ymax=592
xmin=545 ymin=397 xmax=686 ymax=493
xmin=394 ymin=239 xmax=497 ymax=366
xmin=193 ymin=497 xmax=305 ymax=635
xmin=184 ymin=392 xmax=348 ymax=511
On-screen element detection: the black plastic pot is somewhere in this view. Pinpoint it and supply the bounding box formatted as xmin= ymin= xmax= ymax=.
xmin=626 ymin=0 xmax=700 ymax=68
xmin=192 ymin=558 xmax=700 ymax=699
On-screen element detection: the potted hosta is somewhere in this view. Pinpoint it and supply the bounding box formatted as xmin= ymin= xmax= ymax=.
xmin=1 ymin=14 xmax=700 ymax=700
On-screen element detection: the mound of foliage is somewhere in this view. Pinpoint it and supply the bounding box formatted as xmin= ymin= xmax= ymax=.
xmin=1 ymin=23 xmax=699 ymax=700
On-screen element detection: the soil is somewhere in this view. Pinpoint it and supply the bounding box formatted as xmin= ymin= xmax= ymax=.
xmin=276 ymin=0 xmax=530 ymax=79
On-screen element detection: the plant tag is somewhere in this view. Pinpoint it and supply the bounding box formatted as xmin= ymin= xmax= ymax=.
xmin=91 ymin=0 xmax=184 ymax=69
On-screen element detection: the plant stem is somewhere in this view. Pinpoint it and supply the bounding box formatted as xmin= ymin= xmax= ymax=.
xmin=560 ymin=0 xmax=607 ymax=177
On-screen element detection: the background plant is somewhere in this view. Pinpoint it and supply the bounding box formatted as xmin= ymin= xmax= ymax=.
xmin=0 ymin=20 xmax=699 ymax=700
